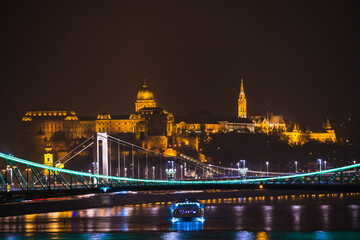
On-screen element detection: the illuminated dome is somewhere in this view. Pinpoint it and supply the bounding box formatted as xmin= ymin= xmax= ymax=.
xmin=136 ymin=81 xmax=155 ymax=100
xmin=135 ymin=79 xmax=157 ymax=112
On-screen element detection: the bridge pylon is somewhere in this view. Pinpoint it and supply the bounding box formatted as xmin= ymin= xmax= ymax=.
xmin=94 ymin=132 xmax=109 ymax=181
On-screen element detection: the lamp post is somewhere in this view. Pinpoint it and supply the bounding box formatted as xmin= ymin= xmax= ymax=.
xmin=317 ymin=159 xmax=322 ymax=171
xmin=152 ymin=166 xmax=155 ymax=180
xmin=88 ymin=169 xmax=92 ymax=182
xmin=295 ymin=161 xmax=298 ymax=172
xmin=180 ymin=165 xmax=183 ymax=180
xmin=353 ymin=160 xmax=356 ymax=171
xmin=266 ymin=161 xmax=269 ymax=176
xmin=124 ymin=167 xmax=127 ymax=177
xmin=237 ymin=162 xmax=240 ymax=177
xmin=209 ymin=164 xmax=212 ymax=178
xmin=324 ymin=161 xmax=327 ymax=170
xmin=92 ymin=162 xmax=96 ymax=175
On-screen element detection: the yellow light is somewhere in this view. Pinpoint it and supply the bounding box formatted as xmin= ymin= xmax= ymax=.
xmin=259 ymin=184 xmax=263 ymax=189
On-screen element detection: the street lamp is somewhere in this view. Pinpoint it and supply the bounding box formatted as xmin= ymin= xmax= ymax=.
xmin=324 ymin=161 xmax=327 ymax=170
xmin=209 ymin=164 xmax=212 ymax=178
xmin=124 ymin=167 xmax=127 ymax=177
xmin=237 ymin=162 xmax=240 ymax=176
xmin=317 ymin=159 xmax=322 ymax=171
xmin=92 ymin=162 xmax=96 ymax=175
xmin=152 ymin=166 xmax=155 ymax=180
xmin=266 ymin=161 xmax=269 ymax=176
xmin=181 ymin=165 xmax=183 ymax=180
xmin=88 ymin=169 xmax=92 ymax=182
xmin=295 ymin=161 xmax=298 ymax=172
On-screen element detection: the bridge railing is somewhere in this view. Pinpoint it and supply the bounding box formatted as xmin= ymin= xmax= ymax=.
xmin=1 ymin=152 xmax=360 ymax=195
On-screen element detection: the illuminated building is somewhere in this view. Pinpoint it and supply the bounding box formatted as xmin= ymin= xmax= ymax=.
xmin=238 ymin=78 xmax=247 ymax=118
xmin=22 ymin=80 xmax=175 ymax=156
xmin=21 ymin=78 xmax=337 ymax=160
xmin=250 ymin=114 xmax=287 ymax=134
xmin=281 ymin=118 xmax=337 ymax=145
xmin=134 ymin=79 xmax=157 ymax=112
xmin=237 ymin=79 xmax=337 ymax=145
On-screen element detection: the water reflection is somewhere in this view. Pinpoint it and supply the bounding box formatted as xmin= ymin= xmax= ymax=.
xmin=291 ymin=205 xmax=302 ymax=231
xmin=262 ymin=206 xmax=273 ymax=231
xmin=348 ymin=205 xmax=359 ymax=229
xmin=234 ymin=206 xmax=245 ymax=229
xmin=235 ymin=231 xmax=255 ymax=240
xmin=256 ymin=231 xmax=269 ymax=240
xmin=170 ymin=221 xmax=204 ymax=231
xmin=314 ymin=231 xmax=330 ymax=240
xmin=0 ymin=193 xmax=359 ymax=233
xmin=162 ymin=232 xmax=182 ymax=240
xmin=320 ymin=205 xmax=330 ymax=229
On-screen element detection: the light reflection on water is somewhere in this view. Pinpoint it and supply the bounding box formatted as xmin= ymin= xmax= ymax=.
xmin=291 ymin=205 xmax=301 ymax=231
xmin=0 ymin=193 xmax=359 ymax=235
xmin=170 ymin=221 xmax=204 ymax=231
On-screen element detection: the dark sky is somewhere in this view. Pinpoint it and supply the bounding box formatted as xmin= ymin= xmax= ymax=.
xmin=1 ymin=0 xmax=359 ymax=151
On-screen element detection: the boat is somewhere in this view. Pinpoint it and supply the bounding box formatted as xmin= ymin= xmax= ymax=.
xmin=170 ymin=199 xmax=205 ymax=222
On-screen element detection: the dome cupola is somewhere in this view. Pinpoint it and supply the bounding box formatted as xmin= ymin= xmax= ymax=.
xmin=135 ymin=78 xmax=157 ymax=112
xmin=137 ymin=79 xmax=155 ymax=100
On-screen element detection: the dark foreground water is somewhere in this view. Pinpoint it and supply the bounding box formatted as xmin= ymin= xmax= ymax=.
xmin=1 ymin=192 xmax=360 ymax=239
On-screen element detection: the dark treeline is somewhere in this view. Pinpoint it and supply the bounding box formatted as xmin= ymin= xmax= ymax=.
xmin=201 ymin=132 xmax=360 ymax=173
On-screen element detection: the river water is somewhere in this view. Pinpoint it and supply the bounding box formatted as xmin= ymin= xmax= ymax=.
xmin=0 ymin=192 xmax=360 ymax=239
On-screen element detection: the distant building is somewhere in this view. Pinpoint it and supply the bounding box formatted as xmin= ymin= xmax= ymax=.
xmin=21 ymin=78 xmax=336 ymax=159
xmin=238 ymin=78 xmax=247 ymax=118
xmin=281 ymin=118 xmax=336 ymax=145
xmin=250 ymin=114 xmax=287 ymax=134
xmin=240 ymin=79 xmax=336 ymax=145
xmin=22 ymin=79 xmax=174 ymax=154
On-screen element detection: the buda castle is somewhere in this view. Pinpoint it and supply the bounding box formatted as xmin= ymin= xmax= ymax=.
xmin=22 ymin=79 xmax=336 ymax=158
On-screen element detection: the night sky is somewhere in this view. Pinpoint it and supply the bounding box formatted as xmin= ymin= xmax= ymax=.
xmin=1 ymin=1 xmax=359 ymax=151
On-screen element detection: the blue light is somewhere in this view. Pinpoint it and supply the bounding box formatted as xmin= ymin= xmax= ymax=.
xmin=196 ymin=217 xmax=205 ymax=222
xmin=170 ymin=221 xmax=204 ymax=231
xmin=112 ymin=191 xmax=128 ymax=195
xmin=171 ymin=217 xmax=179 ymax=223
xmin=101 ymin=187 xmax=109 ymax=192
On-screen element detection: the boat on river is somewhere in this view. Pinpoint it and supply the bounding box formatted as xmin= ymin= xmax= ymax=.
xmin=170 ymin=199 xmax=205 ymax=222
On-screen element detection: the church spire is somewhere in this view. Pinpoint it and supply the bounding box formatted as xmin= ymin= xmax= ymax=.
xmin=240 ymin=78 xmax=245 ymax=95
xmin=293 ymin=123 xmax=300 ymax=132
xmin=324 ymin=117 xmax=332 ymax=130
xmin=238 ymin=78 xmax=247 ymax=118
xmin=143 ymin=78 xmax=148 ymax=88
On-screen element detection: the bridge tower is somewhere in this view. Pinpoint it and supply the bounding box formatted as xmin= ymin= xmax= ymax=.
xmin=94 ymin=132 xmax=109 ymax=176
xmin=166 ymin=160 xmax=176 ymax=180
xmin=44 ymin=142 xmax=53 ymax=176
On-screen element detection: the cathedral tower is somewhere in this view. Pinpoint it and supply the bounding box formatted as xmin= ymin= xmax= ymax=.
xmin=238 ymin=78 xmax=247 ymax=118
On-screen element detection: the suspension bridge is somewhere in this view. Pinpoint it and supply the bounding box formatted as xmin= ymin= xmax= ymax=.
xmin=1 ymin=133 xmax=360 ymax=200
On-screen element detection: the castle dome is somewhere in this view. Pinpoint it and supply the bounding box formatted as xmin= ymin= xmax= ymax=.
xmin=136 ymin=80 xmax=154 ymax=100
